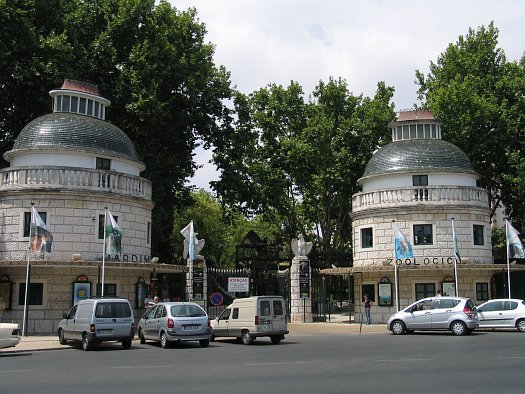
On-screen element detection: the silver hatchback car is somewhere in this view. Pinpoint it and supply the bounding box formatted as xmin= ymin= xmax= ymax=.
xmin=476 ymin=298 xmax=525 ymax=332
xmin=387 ymin=296 xmax=478 ymax=336
xmin=137 ymin=302 xmax=211 ymax=348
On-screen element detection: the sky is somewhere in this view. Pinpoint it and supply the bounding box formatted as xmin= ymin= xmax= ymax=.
xmin=171 ymin=0 xmax=525 ymax=190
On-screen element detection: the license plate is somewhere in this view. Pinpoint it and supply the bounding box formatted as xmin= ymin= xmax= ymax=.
xmin=98 ymin=329 xmax=113 ymax=335
xmin=184 ymin=325 xmax=199 ymax=331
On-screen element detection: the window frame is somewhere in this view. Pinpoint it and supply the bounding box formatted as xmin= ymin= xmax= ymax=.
xmin=415 ymin=283 xmax=435 ymax=300
xmin=360 ymin=227 xmax=373 ymax=249
xmin=22 ymin=211 xmax=48 ymax=238
xmin=473 ymin=224 xmax=484 ymax=246
xmin=475 ymin=282 xmax=489 ymax=301
xmin=412 ymin=175 xmax=428 ymax=186
xmin=413 ymin=224 xmax=433 ymax=246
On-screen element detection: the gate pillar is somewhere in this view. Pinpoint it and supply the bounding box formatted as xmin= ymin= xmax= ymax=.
xmin=185 ymin=256 xmax=207 ymax=307
xmin=290 ymin=257 xmax=312 ymax=322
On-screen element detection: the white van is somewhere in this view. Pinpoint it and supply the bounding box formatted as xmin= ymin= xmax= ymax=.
xmin=58 ymin=298 xmax=135 ymax=350
xmin=210 ymin=296 xmax=288 ymax=345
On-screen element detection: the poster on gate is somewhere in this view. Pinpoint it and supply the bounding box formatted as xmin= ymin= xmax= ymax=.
xmin=228 ymin=277 xmax=249 ymax=293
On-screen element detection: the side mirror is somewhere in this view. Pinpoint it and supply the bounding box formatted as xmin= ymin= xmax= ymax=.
xmin=63 ymin=313 xmax=68 ymax=319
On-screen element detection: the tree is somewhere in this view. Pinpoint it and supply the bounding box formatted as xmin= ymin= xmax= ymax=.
xmin=0 ymin=0 xmax=233 ymax=262
xmin=416 ymin=22 xmax=525 ymax=226
xmin=172 ymin=189 xmax=281 ymax=268
xmin=211 ymin=78 xmax=395 ymax=266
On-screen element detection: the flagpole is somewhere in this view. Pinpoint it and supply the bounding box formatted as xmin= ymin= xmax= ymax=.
xmin=394 ymin=262 xmax=399 ymax=312
xmin=102 ymin=207 xmax=107 ymax=297
xmin=452 ymin=218 xmax=459 ymax=297
xmin=22 ymin=205 xmax=35 ymax=336
xmin=505 ymin=220 xmax=512 ymax=299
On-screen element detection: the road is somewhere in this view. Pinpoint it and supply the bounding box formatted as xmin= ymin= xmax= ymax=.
xmin=1 ymin=328 xmax=524 ymax=394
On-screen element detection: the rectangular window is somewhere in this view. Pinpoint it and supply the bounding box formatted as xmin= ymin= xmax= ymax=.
xmin=415 ymin=283 xmax=435 ymax=300
xmin=409 ymin=125 xmax=416 ymax=138
xmin=95 ymin=101 xmax=100 ymax=117
xmin=23 ymin=211 xmax=47 ymax=237
xmin=71 ymin=96 xmax=78 ymax=112
xmin=361 ymin=284 xmax=375 ymax=303
xmin=476 ymin=282 xmax=489 ymax=301
xmin=232 ymin=308 xmax=239 ymax=319
xmin=87 ymin=99 xmax=93 ymax=116
xmin=56 ymin=95 xmax=62 ymax=111
xmin=412 ymin=175 xmax=428 ymax=186
xmin=62 ymin=95 xmax=70 ymax=112
xmin=261 ymin=300 xmax=271 ymax=316
xmin=273 ymin=300 xmax=284 ymax=315
xmin=98 ymin=214 xmax=118 ymax=239
xmin=431 ymin=124 xmax=437 ymax=138
xmin=424 ymin=124 xmax=431 ymax=138
xmin=413 ymin=224 xmax=433 ymax=245
xmin=402 ymin=125 xmax=409 ymax=139
xmin=473 ymin=225 xmax=484 ymax=245
xmin=18 ymin=283 xmax=44 ymax=305
xmin=414 ymin=224 xmax=433 ymax=245
xmin=417 ymin=124 xmax=424 ymax=138
xmin=147 ymin=222 xmax=151 ymax=245
xmin=95 ymin=283 xmax=117 ymax=297
xmin=79 ymin=97 xmax=86 ymax=114
xmin=361 ymin=227 xmax=373 ymax=248
xmin=96 ymin=157 xmax=111 ymax=170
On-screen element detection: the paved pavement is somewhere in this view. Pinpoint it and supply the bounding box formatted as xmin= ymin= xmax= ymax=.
xmin=1 ymin=315 xmax=387 ymax=354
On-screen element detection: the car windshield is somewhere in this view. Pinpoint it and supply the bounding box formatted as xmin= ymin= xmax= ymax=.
xmin=171 ymin=304 xmax=206 ymax=317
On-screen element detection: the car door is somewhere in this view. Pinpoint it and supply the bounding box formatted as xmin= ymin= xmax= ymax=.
xmin=143 ymin=305 xmax=158 ymax=338
xmin=214 ymin=308 xmax=231 ymax=337
xmin=502 ymin=300 xmax=519 ymax=327
xmin=271 ymin=298 xmax=287 ymax=332
xmin=259 ymin=299 xmax=273 ymax=332
xmin=431 ymin=299 xmax=458 ymax=329
xmin=151 ymin=305 xmax=166 ymax=339
xmin=62 ymin=305 xmax=78 ymax=339
xmin=477 ymin=301 xmax=505 ymax=327
xmin=405 ymin=300 xmax=433 ymax=330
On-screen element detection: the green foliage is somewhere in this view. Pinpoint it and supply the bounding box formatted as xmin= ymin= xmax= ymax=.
xmin=0 ymin=0 xmax=233 ymax=262
xmin=172 ymin=189 xmax=281 ymax=268
xmin=416 ymin=22 xmax=525 ymax=225
xmin=211 ymin=78 xmax=395 ymax=266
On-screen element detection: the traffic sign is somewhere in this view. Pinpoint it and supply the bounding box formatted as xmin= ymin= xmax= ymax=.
xmin=210 ymin=292 xmax=224 ymax=306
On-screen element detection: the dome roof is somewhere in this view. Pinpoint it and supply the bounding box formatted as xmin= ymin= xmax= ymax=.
xmin=4 ymin=113 xmax=142 ymax=164
xmin=361 ymin=139 xmax=477 ymax=180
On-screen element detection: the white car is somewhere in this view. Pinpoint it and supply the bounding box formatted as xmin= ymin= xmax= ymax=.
xmin=476 ymin=299 xmax=525 ymax=332
xmin=0 ymin=322 xmax=21 ymax=349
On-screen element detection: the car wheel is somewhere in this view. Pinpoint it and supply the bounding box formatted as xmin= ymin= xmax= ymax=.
xmin=199 ymin=339 xmax=210 ymax=348
xmin=516 ymin=319 xmax=525 ymax=332
xmin=241 ymin=330 xmax=252 ymax=345
xmin=58 ymin=329 xmax=67 ymax=345
xmin=160 ymin=332 xmax=170 ymax=349
xmin=82 ymin=333 xmax=92 ymax=351
xmin=139 ymin=329 xmax=146 ymax=344
xmin=451 ymin=321 xmax=467 ymax=336
xmin=270 ymin=335 xmax=282 ymax=344
xmin=390 ymin=320 xmax=406 ymax=335
xmin=122 ymin=339 xmax=132 ymax=349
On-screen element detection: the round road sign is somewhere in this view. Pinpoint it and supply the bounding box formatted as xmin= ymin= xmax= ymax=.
xmin=210 ymin=292 xmax=224 ymax=306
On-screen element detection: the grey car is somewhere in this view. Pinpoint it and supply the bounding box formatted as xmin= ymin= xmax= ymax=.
xmin=387 ymin=296 xmax=478 ymax=336
xmin=137 ymin=302 xmax=211 ymax=348
xmin=476 ymin=298 xmax=525 ymax=332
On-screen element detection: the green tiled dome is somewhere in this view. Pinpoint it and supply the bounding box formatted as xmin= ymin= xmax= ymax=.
xmin=7 ymin=113 xmax=141 ymax=163
xmin=362 ymin=139 xmax=477 ymax=178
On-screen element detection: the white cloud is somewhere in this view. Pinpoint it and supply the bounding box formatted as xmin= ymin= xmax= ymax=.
xmin=174 ymin=0 xmax=525 ymax=189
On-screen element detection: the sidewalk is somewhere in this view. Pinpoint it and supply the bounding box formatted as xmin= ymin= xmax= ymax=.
xmin=1 ymin=318 xmax=386 ymax=354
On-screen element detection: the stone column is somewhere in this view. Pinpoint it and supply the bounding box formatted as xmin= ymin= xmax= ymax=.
xmin=185 ymin=256 xmax=206 ymax=307
xmin=290 ymin=257 xmax=312 ymax=322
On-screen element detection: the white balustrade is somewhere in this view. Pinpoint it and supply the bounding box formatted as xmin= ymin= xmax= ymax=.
xmin=0 ymin=166 xmax=152 ymax=199
xmin=353 ymin=186 xmax=489 ymax=212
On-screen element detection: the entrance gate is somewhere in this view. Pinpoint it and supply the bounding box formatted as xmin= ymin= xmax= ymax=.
xmin=205 ymin=267 xmax=291 ymax=319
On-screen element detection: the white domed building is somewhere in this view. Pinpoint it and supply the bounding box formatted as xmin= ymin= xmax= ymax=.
xmin=0 ymin=80 xmax=186 ymax=333
xmin=323 ymin=110 xmax=525 ymax=323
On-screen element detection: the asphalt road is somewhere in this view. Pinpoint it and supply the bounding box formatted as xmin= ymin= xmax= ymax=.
xmin=1 ymin=329 xmax=524 ymax=394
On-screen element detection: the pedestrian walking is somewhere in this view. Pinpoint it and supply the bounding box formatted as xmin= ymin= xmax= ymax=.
xmin=364 ymin=294 xmax=372 ymax=325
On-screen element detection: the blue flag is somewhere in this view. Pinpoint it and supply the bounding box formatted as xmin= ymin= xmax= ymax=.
xmin=393 ymin=225 xmax=413 ymax=260
xmin=506 ymin=220 xmax=525 ymax=259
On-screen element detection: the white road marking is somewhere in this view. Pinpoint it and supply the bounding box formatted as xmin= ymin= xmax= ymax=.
xmin=375 ymin=358 xmax=432 ymax=362
xmin=244 ymin=362 xmax=309 ymax=366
